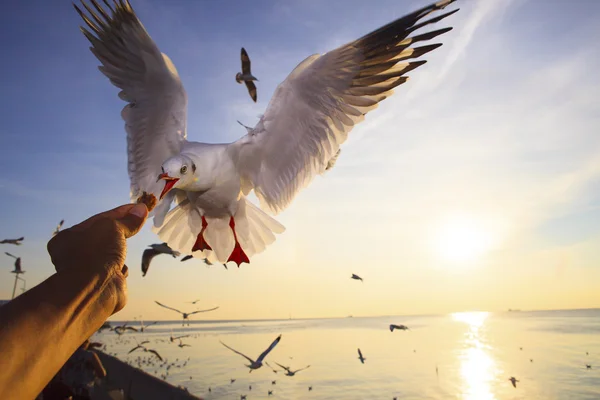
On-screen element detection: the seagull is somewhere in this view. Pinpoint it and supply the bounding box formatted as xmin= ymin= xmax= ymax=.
xmin=274 ymin=362 xmax=310 ymax=377
xmin=155 ymin=301 xmax=219 ymax=326
xmin=268 ymin=390 xmax=273 ymax=396
xmin=187 ymin=299 xmax=202 ymax=304
xmin=220 ymin=334 xmax=282 ymax=372
xmin=178 ymin=339 xmax=191 ymax=348
xmin=236 ymin=47 xmax=258 ymax=102
xmin=181 ymin=255 xmax=228 ymax=269
xmin=0 ymin=237 xmax=24 ymax=245
xmin=138 ymin=318 xmax=158 ymax=332
xmin=113 ymin=322 xmax=138 ymax=334
xmin=271 ymin=381 xmax=276 ymax=385
xmin=230 ymin=379 xmax=236 ymax=384
xmin=390 ymin=324 xmax=410 ymax=332
xmin=5 ymin=253 xmax=24 ymax=274
xmin=128 ymin=341 xmax=150 ymax=354
xmin=509 ymin=377 xmax=519 ymax=388
xmin=53 ymin=219 xmax=65 ymax=237
xmin=586 ymin=364 xmax=592 ymax=369
xmin=357 ymin=348 xmax=366 ymax=364
xmin=141 ymin=243 xmax=181 ymax=277
xmin=5 ymin=252 xmax=25 ymax=274
xmin=351 ymin=274 xmax=363 ymax=282
xmin=240 ymin=395 xmax=247 ymax=400
xmin=308 ymin=386 xmax=313 ymax=391
xmin=74 ymin=0 xmax=459 ymax=266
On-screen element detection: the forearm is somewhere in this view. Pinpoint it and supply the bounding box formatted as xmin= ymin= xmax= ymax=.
xmin=0 ymin=268 xmax=117 ymax=400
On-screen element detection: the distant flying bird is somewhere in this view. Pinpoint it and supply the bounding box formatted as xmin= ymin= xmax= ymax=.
xmin=220 ymin=334 xmax=282 ymax=372
xmin=268 ymin=390 xmax=273 ymax=396
xmin=113 ymin=322 xmax=138 ymax=334
xmin=509 ymin=377 xmax=519 ymax=388
xmin=351 ymin=274 xmax=363 ymax=282
xmin=309 ymin=386 xmax=313 ymax=391
xmin=586 ymin=364 xmax=592 ymax=369
xmin=0 ymin=237 xmax=24 ymax=246
xmin=88 ymin=342 xmax=104 ymax=350
xmin=178 ymin=339 xmax=191 ymax=348
xmin=5 ymin=253 xmax=24 ymax=274
xmin=274 ymin=362 xmax=310 ymax=377
xmin=73 ymin=0 xmax=459 ymax=266
xmin=129 ymin=345 xmax=163 ymax=361
xmin=53 ymin=219 xmax=65 ymax=237
xmin=390 ymin=324 xmax=410 ymax=332
xmin=155 ymin=301 xmax=219 ymax=326
xmin=236 ymin=47 xmax=258 ymax=102
xmin=230 ymin=379 xmax=236 ymax=384
xmin=357 ymin=348 xmax=366 ymax=364
xmin=187 ymin=299 xmax=202 ymax=304
xmin=180 ymin=255 xmax=228 ymax=269
xmin=271 ymin=380 xmax=276 ymax=385
xmin=240 ymin=395 xmax=247 ymax=400
xmin=141 ymin=243 xmax=181 ymax=277
xmin=138 ymin=318 xmax=158 ymax=332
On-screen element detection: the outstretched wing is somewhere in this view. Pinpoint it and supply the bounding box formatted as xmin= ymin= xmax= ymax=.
xmin=220 ymin=341 xmax=256 ymax=364
xmin=5 ymin=252 xmax=17 ymax=259
xmin=256 ymin=334 xmax=282 ymax=363
xmin=234 ymin=0 xmax=458 ymax=214
xmin=154 ymin=301 xmax=184 ymax=315
xmin=241 ymin=47 xmax=252 ymax=75
xmin=147 ymin=349 xmax=163 ymax=361
xmin=128 ymin=345 xmax=144 ymax=354
xmin=274 ymin=362 xmax=291 ymax=373
xmin=245 ymin=81 xmax=257 ymax=102
xmin=188 ymin=306 xmax=220 ymax=315
xmin=358 ymin=348 xmax=363 ymax=358
xmin=74 ymin=0 xmax=188 ymax=202
xmin=293 ymin=365 xmax=311 ymax=373
xmin=141 ymin=248 xmax=158 ymax=277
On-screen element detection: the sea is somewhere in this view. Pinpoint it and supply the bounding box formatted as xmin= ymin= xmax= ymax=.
xmin=93 ymin=309 xmax=600 ymax=400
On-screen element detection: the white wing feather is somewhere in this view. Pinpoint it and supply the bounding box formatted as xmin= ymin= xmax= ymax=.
xmin=234 ymin=0 xmax=458 ymax=214
xmin=75 ymin=0 xmax=187 ymax=202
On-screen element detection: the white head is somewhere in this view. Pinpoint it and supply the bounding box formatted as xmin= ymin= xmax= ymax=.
xmin=157 ymin=154 xmax=197 ymax=199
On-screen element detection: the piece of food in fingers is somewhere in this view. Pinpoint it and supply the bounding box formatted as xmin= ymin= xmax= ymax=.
xmin=136 ymin=192 xmax=157 ymax=212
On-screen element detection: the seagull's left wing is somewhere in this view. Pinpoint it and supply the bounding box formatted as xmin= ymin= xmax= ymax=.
xmin=241 ymin=47 xmax=252 ymax=75
xmin=234 ymin=0 xmax=458 ymax=214
xmin=256 ymin=334 xmax=282 ymax=363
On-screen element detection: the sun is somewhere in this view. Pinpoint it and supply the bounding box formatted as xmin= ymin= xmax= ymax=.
xmin=433 ymin=214 xmax=493 ymax=264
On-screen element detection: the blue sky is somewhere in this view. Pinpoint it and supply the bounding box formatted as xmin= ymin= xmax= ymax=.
xmin=1 ymin=0 xmax=599 ymax=320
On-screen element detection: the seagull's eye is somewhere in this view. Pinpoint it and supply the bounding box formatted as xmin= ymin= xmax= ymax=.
xmin=180 ymin=165 xmax=187 ymax=174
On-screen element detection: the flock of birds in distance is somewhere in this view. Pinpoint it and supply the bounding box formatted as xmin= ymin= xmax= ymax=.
xmin=1 ymin=0 xmax=597 ymax=398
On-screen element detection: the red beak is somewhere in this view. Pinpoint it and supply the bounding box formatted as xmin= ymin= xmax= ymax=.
xmin=158 ymin=173 xmax=179 ymax=200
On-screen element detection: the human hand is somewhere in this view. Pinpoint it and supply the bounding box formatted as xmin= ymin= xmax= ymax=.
xmin=47 ymin=203 xmax=148 ymax=315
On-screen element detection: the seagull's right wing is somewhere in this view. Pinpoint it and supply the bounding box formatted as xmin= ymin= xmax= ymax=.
xmin=358 ymin=348 xmax=363 ymax=358
xmin=256 ymin=334 xmax=282 ymax=363
xmin=245 ymin=81 xmax=258 ymax=103
xmin=274 ymin=362 xmax=291 ymax=373
xmin=154 ymin=301 xmax=184 ymax=315
xmin=147 ymin=349 xmax=163 ymax=361
xmin=220 ymin=341 xmax=256 ymax=364
xmin=128 ymin=345 xmax=144 ymax=354
xmin=75 ymin=1 xmax=188 ymax=203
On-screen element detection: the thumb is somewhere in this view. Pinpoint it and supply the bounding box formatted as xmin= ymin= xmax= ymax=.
xmin=116 ymin=203 xmax=148 ymax=238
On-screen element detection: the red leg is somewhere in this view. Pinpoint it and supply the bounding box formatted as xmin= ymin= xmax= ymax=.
xmin=227 ymin=217 xmax=249 ymax=267
xmin=192 ymin=216 xmax=212 ymax=252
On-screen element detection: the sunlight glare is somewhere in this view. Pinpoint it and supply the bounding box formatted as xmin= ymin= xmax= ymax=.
xmin=452 ymin=312 xmax=497 ymax=400
xmin=433 ymin=214 xmax=494 ymax=264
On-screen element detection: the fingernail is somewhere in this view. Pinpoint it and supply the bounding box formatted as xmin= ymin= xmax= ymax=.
xmin=129 ymin=203 xmax=148 ymax=219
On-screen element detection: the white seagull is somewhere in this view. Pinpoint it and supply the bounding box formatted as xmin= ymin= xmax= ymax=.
xmin=74 ymin=0 xmax=459 ymax=266
xmin=220 ymin=334 xmax=282 ymax=372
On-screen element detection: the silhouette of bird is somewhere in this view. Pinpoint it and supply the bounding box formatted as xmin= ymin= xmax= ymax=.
xmin=5 ymin=253 xmax=24 ymax=274
xmin=274 ymin=362 xmax=310 ymax=376
xmin=586 ymin=364 xmax=592 ymax=369
xmin=265 ymin=361 xmax=279 ymax=373
xmin=236 ymin=48 xmax=258 ymax=102
xmin=268 ymin=390 xmax=273 ymax=396
xmin=181 ymin=255 xmax=228 ymax=269
xmin=308 ymin=386 xmax=313 ymax=391
xmin=178 ymin=339 xmax=191 ymax=348
xmin=230 ymin=379 xmax=236 ymax=384
xmin=358 ymin=348 xmax=366 ymax=364
xmin=154 ymin=301 xmax=219 ymax=326
xmin=141 ymin=243 xmax=180 ymax=277
xmin=389 ymin=324 xmax=409 ymax=332
xmin=221 ymin=334 xmax=281 ymax=372
xmin=0 ymin=237 xmax=24 ymax=245
xmin=53 ymin=220 xmax=64 ymax=237
xmin=351 ymin=274 xmax=363 ymax=282
xmin=509 ymin=377 xmax=519 ymax=388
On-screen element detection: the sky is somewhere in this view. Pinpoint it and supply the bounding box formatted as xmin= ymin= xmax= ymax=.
xmin=0 ymin=0 xmax=599 ymax=321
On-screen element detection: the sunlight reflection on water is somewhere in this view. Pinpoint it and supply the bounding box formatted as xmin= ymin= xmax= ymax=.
xmin=452 ymin=312 xmax=497 ymax=400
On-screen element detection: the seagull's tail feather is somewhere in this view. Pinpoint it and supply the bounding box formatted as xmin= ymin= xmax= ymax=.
xmin=152 ymin=197 xmax=285 ymax=264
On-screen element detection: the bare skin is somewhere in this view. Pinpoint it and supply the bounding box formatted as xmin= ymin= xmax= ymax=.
xmin=0 ymin=203 xmax=148 ymax=400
